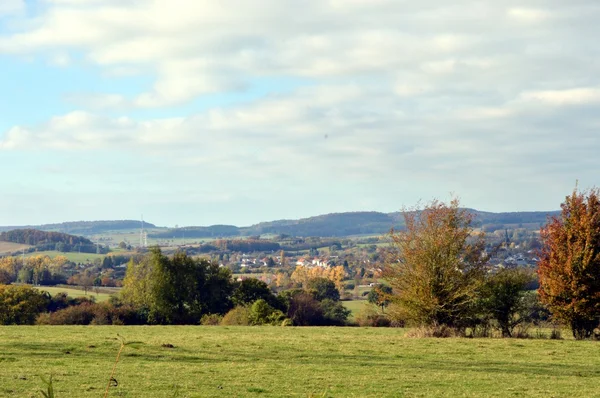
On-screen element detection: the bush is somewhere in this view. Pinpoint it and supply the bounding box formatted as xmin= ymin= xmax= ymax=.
xmin=405 ymin=324 xmax=463 ymax=338
xmin=320 ymin=299 xmax=350 ymax=326
xmin=36 ymin=302 xmax=143 ymax=325
xmin=221 ymin=306 xmax=251 ymax=326
xmin=249 ymin=299 xmax=275 ymax=325
xmin=287 ymin=293 xmax=324 ymax=326
xmin=355 ymin=305 xmax=391 ymax=327
xmin=277 ymin=289 xmax=304 ymax=312
xmin=267 ymin=310 xmax=287 ymax=326
xmin=307 ymin=278 xmax=340 ymax=302
xmin=200 ymin=313 xmax=223 ymax=325
xmin=0 ymin=285 xmax=49 ymax=325
xmin=37 ymin=303 xmax=97 ymax=325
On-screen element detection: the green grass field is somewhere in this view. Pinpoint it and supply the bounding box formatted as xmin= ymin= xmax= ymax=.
xmin=1 ymin=326 xmax=599 ymax=397
xmin=34 ymin=286 xmax=114 ymax=303
xmin=342 ymin=300 xmax=368 ymax=319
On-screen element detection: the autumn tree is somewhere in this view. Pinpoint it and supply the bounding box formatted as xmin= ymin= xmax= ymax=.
xmin=291 ymin=265 xmax=345 ymax=290
xmin=0 ymin=285 xmax=49 ymax=325
xmin=382 ymin=199 xmax=488 ymax=328
xmin=368 ymin=285 xmax=393 ymax=313
xmin=538 ymin=188 xmax=600 ymax=339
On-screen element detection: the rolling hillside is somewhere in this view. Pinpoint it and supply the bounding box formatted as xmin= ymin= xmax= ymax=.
xmin=1 ymin=209 xmax=560 ymax=240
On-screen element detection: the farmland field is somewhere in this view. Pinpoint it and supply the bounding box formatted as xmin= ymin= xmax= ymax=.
xmin=33 ymin=285 xmax=115 ymax=302
xmin=24 ymin=250 xmax=107 ymax=263
xmin=0 ymin=241 xmax=31 ymax=255
xmin=1 ymin=326 xmax=600 ymax=397
xmin=342 ymin=299 xmax=368 ymax=319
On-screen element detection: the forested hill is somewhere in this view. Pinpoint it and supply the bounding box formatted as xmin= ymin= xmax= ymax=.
xmin=1 ymin=210 xmax=560 ymax=239
xmin=0 ymin=229 xmax=93 ymax=246
xmin=148 ymin=209 xmax=560 ymax=238
xmin=0 ymin=220 xmax=157 ymax=235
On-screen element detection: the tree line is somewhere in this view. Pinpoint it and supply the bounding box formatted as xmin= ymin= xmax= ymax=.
xmin=381 ymin=189 xmax=600 ymax=339
xmin=1 ymin=187 xmax=599 ymax=339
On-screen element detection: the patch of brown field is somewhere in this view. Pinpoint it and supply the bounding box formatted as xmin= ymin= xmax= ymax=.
xmin=0 ymin=241 xmax=32 ymax=255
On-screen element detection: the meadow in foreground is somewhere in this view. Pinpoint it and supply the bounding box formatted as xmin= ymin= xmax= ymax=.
xmin=1 ymin=326 xmax=600 ymax=397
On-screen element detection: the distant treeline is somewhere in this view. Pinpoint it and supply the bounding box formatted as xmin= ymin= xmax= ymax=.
xmin=0 ymin=210 xmax=561 ymax=240
xmin=0 ymin=229 xmax=107 ymax=255
xmin=0 ymin=220 xmax=157 ymax=235
xmin=149 ymin=225 xmax=241 ymax=239
xmin=0 ymin=229 xmax=92 ymax=246
xmin=213 ymin=239 xmax=280 ymax=253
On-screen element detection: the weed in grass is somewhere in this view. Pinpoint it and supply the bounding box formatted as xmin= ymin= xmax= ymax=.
xmin=39 ymin=375 xmax=55 ymax=398
xmin=550 ymin=328 xmax=563 ymax=340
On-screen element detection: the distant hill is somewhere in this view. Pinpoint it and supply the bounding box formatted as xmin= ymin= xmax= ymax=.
xmin=150 ymin=225 xmax=241 ymax=239
xmin=0 ymin=220 xmax=157 ymax=235
xmin=0 ymin=229 xmax=106 ymax=255
xmin=148 ymin=209 xmax=560 ymax=239
xmin=0 ymin=229 xmax=93 ymax=246
xmin=1 ymin=210 xmax=561 ymax=240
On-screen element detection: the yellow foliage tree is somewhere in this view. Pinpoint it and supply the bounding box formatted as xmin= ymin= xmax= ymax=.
xmin=291 ymin=265 xmax=345 ymax=289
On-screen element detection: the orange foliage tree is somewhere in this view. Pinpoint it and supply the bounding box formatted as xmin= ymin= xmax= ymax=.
xmin=538 ymin=188 xmax=600 ymax=339
xmin=383 ymin=199 xmax=488 ymax=328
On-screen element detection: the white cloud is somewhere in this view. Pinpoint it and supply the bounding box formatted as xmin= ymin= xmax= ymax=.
xmin=507 ymin=8 xmax=551 ymax=23
xmin=519 ymin=88 xmax=600 ymax=106
xmin=2 ymin=0 xmax=591 ymax=109
xmin=0 ymin=0 xmax=24 ymax=16
xmin=2 ymin=0 xmax=600 ymax=221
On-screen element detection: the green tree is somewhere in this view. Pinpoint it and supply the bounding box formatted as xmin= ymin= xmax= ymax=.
xmin=232 ymin=278 xmax=278 ymax=307
xmin=538 ymin=188 xmax=600 ymax=339
xmin=383 ymin=199 xmax=488 ymax=328
xmin=479 ymin=268 xmax=534 ymax=337
xmin=122 ymin=247 xmax=234 ymax=324
xmin=307 ymin=277 xmax=340 ymax=302
xmin=320 ymin=299 xmax=351 ymax=325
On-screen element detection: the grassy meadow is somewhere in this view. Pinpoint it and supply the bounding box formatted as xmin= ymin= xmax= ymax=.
xmin=342 ymin=300 xmax=368 ymax=320
xmin=1 ymin=326 xmax=600 ymax=397
xmin=34 ymin=286 xmax=115 ymax=303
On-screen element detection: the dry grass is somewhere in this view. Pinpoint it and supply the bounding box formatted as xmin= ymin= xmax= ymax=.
xmin=0 ymin=241 xmax=31 ymax=255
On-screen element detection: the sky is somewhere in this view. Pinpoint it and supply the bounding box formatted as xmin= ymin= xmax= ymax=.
xmin=1 ymin=0 xmax=599 ymax=227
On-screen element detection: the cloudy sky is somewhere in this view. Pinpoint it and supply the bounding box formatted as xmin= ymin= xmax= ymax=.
xmin=1 ymin=0 xmax=599 ymax=227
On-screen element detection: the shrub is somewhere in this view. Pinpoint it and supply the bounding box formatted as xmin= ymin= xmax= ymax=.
xmin=320 ymin=299 xmax=351 ymax=326
xmin=479 ymin=268 xmax=535 ymax=337
xmin=307 ymin=278 xmax=340 ymax=302
xmin=37 ymin=303 xmax=97 ymax=325
xmin=405 ymin=324 xmax=462 ymax=338
xmin=0 ymin=285 xmax=49 ymax=325
xmin=232 ymin=278 xmax=279 ymax=308
xmin=221 ymin=306 xmax=251 ymax=326
xmin=355 ymin=305 xmax=391 ymax=327
xmin=200 ymin=313 xmax=223 ymax=325
xmin=550 ymin=328 xmax=563 ymax=340
xmin=36 ymin=302 xmax=143 ymax=325
xmin=267 ymin=310 xmax=287 ymax=326
xmin=248 ymin=299 xmax=288 ymax=325
xmin=287 ymin=293 xmax=324 ymax=326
